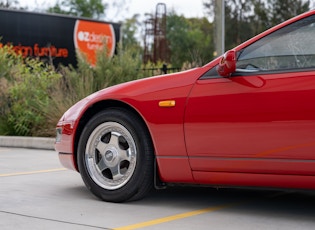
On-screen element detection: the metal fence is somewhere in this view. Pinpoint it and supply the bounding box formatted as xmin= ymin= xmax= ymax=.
xmin=139 ymin=64 xmax=181 ymax=76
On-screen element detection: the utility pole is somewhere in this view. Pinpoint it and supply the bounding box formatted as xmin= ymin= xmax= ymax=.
xmin=214 ymin=0 xmax=225 ymax=57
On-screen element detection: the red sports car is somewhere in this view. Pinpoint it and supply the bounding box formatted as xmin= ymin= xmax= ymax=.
xmin=55 ymin=10 xmax=315 ymax=202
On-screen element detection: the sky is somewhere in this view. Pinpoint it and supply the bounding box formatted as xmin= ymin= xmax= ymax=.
xmin=18 ymin=0 xmax=206 ymax=22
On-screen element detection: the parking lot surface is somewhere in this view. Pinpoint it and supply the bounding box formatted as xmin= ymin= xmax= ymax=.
xmin=1 ymin=147 xmax=315 ymax=230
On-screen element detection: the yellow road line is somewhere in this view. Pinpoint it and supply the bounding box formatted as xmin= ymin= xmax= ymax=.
xmin=0 ymin=168 xmax=67 ymax=177
xmin=113 ymin=203 xmax=239 ymax=230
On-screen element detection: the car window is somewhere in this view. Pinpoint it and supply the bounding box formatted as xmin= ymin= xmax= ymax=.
xmin=200 ymin=66 xmax=221 ymax=79
xmin=237 ymin=15 xmax=315 ymax=72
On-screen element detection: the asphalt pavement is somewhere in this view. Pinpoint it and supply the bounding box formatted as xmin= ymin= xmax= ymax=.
xmin=1 ymin=137 xmax=315 ymax=230
xmin=2 ymin=147 xmax=315 ymax=230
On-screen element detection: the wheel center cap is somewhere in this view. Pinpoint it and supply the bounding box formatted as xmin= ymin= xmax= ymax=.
xmin=105 ymin=150 xmax=114 ymax=161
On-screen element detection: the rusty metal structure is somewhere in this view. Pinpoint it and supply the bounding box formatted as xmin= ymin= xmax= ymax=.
xmin=143 ymin=3 xmax=168 ymax=64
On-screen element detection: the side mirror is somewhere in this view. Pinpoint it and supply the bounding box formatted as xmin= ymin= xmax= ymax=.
xmin=216 ymin=50 xmax=236 ymax=77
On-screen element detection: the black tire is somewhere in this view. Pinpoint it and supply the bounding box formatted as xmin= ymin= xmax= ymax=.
xmin=77 ymin=108 xmax=154 ymax=202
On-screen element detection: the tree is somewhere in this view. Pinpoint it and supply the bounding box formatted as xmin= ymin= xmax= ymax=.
xmin=203 ymin=0 xmax=313 ymax=50
xmin=121 ymin=14 xmax=142 ymax=50
xmin=249 ymin=0 xmax=269 ymax=35
xmin=223 ymin=1 xmax=253 ymax=49
xmin=0 ymin=0 xmax=19 ymax=9
xmin=266 ymin=0 xmax=311 ymax=26
xmin=47 ymin=0 xmax=128 ymax=20
xmin=166 ymin=12 xmax=213 ymax=67
xmin=47 ymin=0 xmax=107 ymax=19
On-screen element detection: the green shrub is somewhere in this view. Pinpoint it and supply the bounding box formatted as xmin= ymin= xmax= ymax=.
xmin=43 ymin=46 xmax=145 ymax=135
xmin=0 ymin=52 xmax=61 ymax=136
xmin=0 ymin=44 xmax=179 ymax=137
xmin=94 ymin=45 xmax=144 ymax=87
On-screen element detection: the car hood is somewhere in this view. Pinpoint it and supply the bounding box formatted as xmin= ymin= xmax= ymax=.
xmin=59 ymin=66 xmax=209 ymax=123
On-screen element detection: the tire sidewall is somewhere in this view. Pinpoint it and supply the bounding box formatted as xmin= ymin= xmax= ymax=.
xmin=77 ymin=108 xmax=153 ymax=202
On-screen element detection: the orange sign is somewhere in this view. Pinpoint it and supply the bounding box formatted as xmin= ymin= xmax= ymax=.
xmin=74 ymin=20 xmax=116 ymax=66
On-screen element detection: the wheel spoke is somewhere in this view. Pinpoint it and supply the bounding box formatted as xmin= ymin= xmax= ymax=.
xmin=108 ymin=132 xmax=120 ymax=146
xmin=96 ymin=140 xmax=108 ymax=153
xmin=117 ymin=148 xmax=130 ymax=161
xmin=110 ymin=166 xmax=121 ymax=180
xmin=97 ymin=158 xmax=108 ymax=172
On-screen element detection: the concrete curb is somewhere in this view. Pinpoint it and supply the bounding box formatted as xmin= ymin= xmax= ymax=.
xmin=0 ymin=136 xmax=55 ymax=150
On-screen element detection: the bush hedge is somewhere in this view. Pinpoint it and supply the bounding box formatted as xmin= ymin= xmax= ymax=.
xmin=0 ymin=45 xmax=146 ymax=137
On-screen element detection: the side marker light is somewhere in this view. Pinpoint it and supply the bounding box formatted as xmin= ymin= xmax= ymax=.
xmin=159 ymin=100 xmax=176 ymax=107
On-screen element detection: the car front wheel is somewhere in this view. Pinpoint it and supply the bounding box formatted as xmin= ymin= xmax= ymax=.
xmin=77 ymin=108 xmax=154 ymax=202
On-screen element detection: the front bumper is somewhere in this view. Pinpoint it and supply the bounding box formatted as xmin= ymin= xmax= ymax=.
xmin=58 ymin=152 xmax=77 ymax=171
xmin=55 ymin=121 xmax=78 ymax=171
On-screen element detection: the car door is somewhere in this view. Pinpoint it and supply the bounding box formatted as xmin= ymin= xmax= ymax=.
xmin=184 ymin=14 xmax=315 ymax=178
